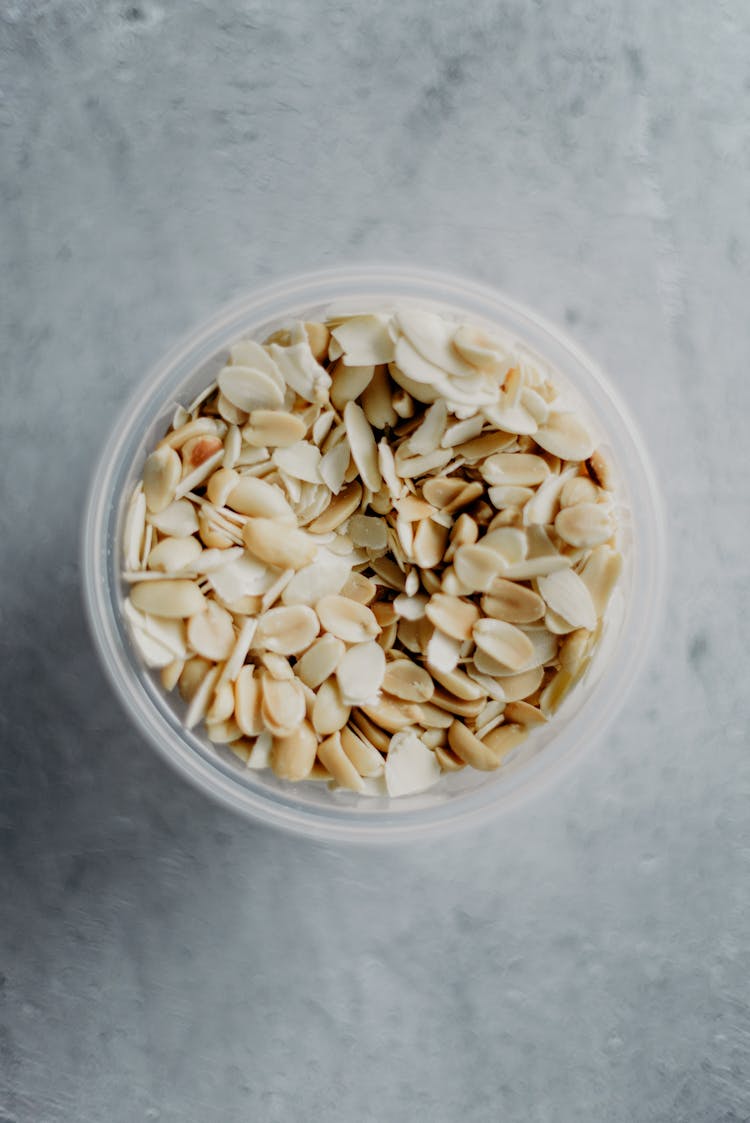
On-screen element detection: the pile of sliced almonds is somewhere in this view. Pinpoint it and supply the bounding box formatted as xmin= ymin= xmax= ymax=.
xmin=122 ymin=309 xmax=623 ymax=797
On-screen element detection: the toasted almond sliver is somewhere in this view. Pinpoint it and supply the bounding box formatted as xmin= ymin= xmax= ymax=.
xmin=404 ymin=399 xmax=448 ymax=456
xmin=243 ymin=518 xmax=317 ymax=570
xmin=295 ymin=634 xmax=346 ymax=689
xmin=317 ymin=595 xmax=380 ymax=644
xmin=271 ymin=720 xmax=318 ymax=781
xmin=560 ymin=475 xmax=599 ymax=508
xmin=362 ymin=367 xmax=399 ymax=430
xmin=535 ymin=411 xmax=595 ymax=461
xmin=447 ymin=721 xmax=504 ymax=771
xmin=586 ymin=448 xmax=614 ymax=491
xmin=148 ymin=536 xmax=203 ymax=574
xmin=412 ymin=519 xmax=449 ymax=569
xmin=340 ymin=572 xmax=377 ymax=605
xmin=185 ymin=664 xmax=222 ymax=731
xmin=330 ymin=361 xmax=376 ymax=412
xmin=131 ymin=580 xmax=206 ymax=619
xmin=474 ymin=664 xmax=542 ymax=703
xmin=539 ymin=669 xmax=575 ymax=717
xmin=473 ymin=618 xmax=535 ymax=672
xmin=159 ymin=417 xmax=223 ymax=451
xmin=242 ymin=410 xmax=307 ymax=448
xmin=261 ymin=673 xmax=306 ymax=737
xmin=428 ymin=664 xmax=484 ymax=702
xmin=335 ymin=641 xmax=386 ymax=706
xmin=499 ymin=555 xmax=572 ymax=580
xmin=234 ymin=665 xmax=264 ymax=736
xmin=455 ymin=431 xmax=516 ymax=462
xmin=435 ymin=744 xmax=466 ymax=772
xmin=225 ymin=477 xmax=296 ymax=523
xmin=480 ymin=453 xmax=550 ymax=487
xmin=481 ymin=526 xmax=528 ymax=565
xmin=340 ymin=725 xmax=385 ymax=778
xmin=160 ymin=658 xmax=184 ymax=693
xmin=272 ymin=441 xmax=323 ymax=484
xmin=218 ymin=364 xmax=285 ymax=412
xmin=360 ymin=696 xmax=423 ymax=733
xmin=481 ymin=722 xmax=528 ymax=759
xmin=307 ymin=481 xmax=363 ymax=534
xmin=537 ymin=569 xmax=597 ymax=631
xmin=417 ymin=701 xmax=455 ymax=729
xmin=424 ymin=594 xmax=479 ymax=641
xmin=555 ymin=503 xmax=613 ymax=549
xmin=579 ymin=546 xmax=623 ymax=617
xmin=453 ymin=544 xmax=505 ymax=593
xmin=256 ymin=604 xmax=320 ymax=656
xmin=428 ymin=686 xmax=486 ymax=719
xmin=142 ymin=446 xmax=182 ymax=514
xmin=123 ymin=485 xmax=147 ymax=571
xmin=303 ymin=322 xmax=331 ymax=363
xmin=504 ymin=700 xmax=547 ymax=725
xmin=319 ymin=441 xmax=350 ymax=495
xmin=396 ymin=448 xmax=453 ymax=478
xmin=206 ymin=680 xmax=235 ymax=723
xmin=559 ymin=628 xmax=592 ymax=675
xmin=147 ymin=498 xmax=200 ymax=538
xmin=187 ymin=601 xmax=235 ymax=661
xmin=281 ymin=549 xmax=351 ymax=607
xmin=482 ymin=579 xmax=545 ymax=624
xmin=488 ymin=485 xmax=534 ymax=510
xmin=344 ymin=401 xmax=382 ymax=493
xmin=312 ymin=678 xmax=351 ymax=735
xmin=178 ymin=656 xmax=213 ymax=702
xmin=205 ymin=718 xmax=243 ymax=744
xmin=351 ymin=711 xmax=392 ymax=752
xmin=317 ymin=732 xmax=365 ymax=793
xmin=382 ymin=659 xmax=435 ymax=702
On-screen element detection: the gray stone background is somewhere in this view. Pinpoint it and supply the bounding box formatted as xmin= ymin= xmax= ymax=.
xmin=1 ymin=2 xmax=749 ymax=1120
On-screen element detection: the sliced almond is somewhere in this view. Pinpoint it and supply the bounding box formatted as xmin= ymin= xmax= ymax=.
xmin=260 ymin=672 xmax=306 ymax=737
xmin=537 ymin=569 xmax=597 ymax=631
xmin=586 ymin=448 xmax=614 ymax=491
xmin=428 ymin=686 xmax=486 ymax=719
xmin=295 ymin=634 xmax=346 ymax=689
xmin=481 ymin=722 xmax=528 ymax=760
xmin=187 ymin=600 xmax=235 ymax=661
xmin=349 ymin=515 xmax=389 ymax=551
xmin=481 ymin=453 xmax=550 ymax=487
xmin=362 ymin=366 xmax=399 ymax=430
xmin=281 ymin=549 xmax=351 ymax=606
xmin=147 ymin=499 xmax=200 ymax=539
xmin=555 ymin=503 xmax=613 ymax=548
xmin=382 ymin=659 xmax=434 ymax=702
xmin=178 ymin=656 xmax=213 ymax=702
xmin=335 ymin=641 xmax=386 ymax=705
xmin=447 ymin=721 xmax=504 ymax=771
xmin=385 ymin=730 xmax=441 ymax=796
xmin=351 ymin=711 xmax=392 ymax=752
xmin=504 ymin=700 xmax=546 ymax=725
xmin=340 ymin=725 xmax=385 ymax=778
xmin=218 ymin=364 xmax=285 ymax=412
xmin=435 ymin=744 xmax=466 ymax=771
xmin=488 ymin=485 xmax=534 ymax=509
xmin=256 ymin=604 xmax=319 ymax=656
xmin=234 ymin=665 xmax=264 ymax=736
xmin=473 ymin=618 xmax=535 ymax=671
xmin=560 ymin=475 xmax=599 ymax=508
xmin=425 ymin=594 xmax=479 ymax=640
xmin=360 ymin=696 xmax=423 ymax=733
xmin=344 ymin=400 xmax=381 ymax=492
xmin=534 ymin=411 xmax=595 ymax=461
xmin=452 ymin=324 xmax=514 ymax=375
xmin=184 ymin=664 xmax=221 ymax=730
xmin=331 ymin=315 xmax=395 ymax=366
xmin=307 ymin=481 xmax=362 ymax=534
xmin=316 ymin=595 xmax=380 ymax=644
xmin=242 ymin=410 xmax=306 ymax=448
xmin=142 ymin=446 xmax=182 ymax=514
xmin=559 ymin=628 xmax=593 ymax=676
xmin=160 ymin=657 xmax=184 ymax=693
xmin=272 ymin=441 xmax=323 ymax=484
xmin=243 ymin=518 xmax=317 ymax=570
xmin=579 ymin=545 xmax=623 ymax=617
xmin=456 ymin=431 xmax=516 ymax=461
xmin=319 ymin=440 xmax=350 ymax=495
xmin=412 ymin=519 xmax=449 ymax=569
xmin=317 ymin=731 xmax=365 ymax=793
xmin=226 ymin=477 xmax=296 ymax=523
xmin=453 ymin=544 xmax=505 ymax=593
xmin=270 ymin=720 xmax=318 ymax=781
xmin=147 ymin=536 xmax=203 ymax=574
xmin=424 ymin=628 xmax=461 ymax=673
xmin=330 ymin=361 xmax=375 ymax=412
xmin=131 ymin=579 xmax=206 ymax=619
xmin=417 ymin=701 xmax=455 ymax=729
xmin=539 ymin=669 xmax=575 ymax=717
xmin=312 ymin=678 xmax=351 ymax=735
xmin=340 ymin=571 xmax=377 ymax=604
xmin=482 ymin=578 xmax=545 ymax=624
xmin=429 ymin=664 xmax=484 ymax=702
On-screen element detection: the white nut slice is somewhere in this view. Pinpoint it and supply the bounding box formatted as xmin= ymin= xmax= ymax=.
xmin=218 ymin=364 xmax=285 ymax=413
xmin=482 ymin=578 xmax=545 ymax=624
xmin=537 ymin=569 xmax=597 ymax=631
xmin=187 ymin=600 xmax=236 ymax=661
xmin=579 ymin=545 xmax=623 ymax=617
xmin=382 ymin=659 xmax=434 ymax=702
xmin=452 ymin=324 xmax=514 ymax=376
xmin=318 ymin=731 xmax=365 ymax=793
xmin=147 ymin=536 xmax=203 ymax=573
xmin=295 ymin=634 xmax=346 ymax=689
xmin=317 ymin=596 xmax=380 ymax=644
xmin=343 ymin=401 xmax=382 ymax=493
xmin=312 ymin=678 xmax=351 ymax=735
xmin=331 ymin=315 xmax=396 ymax=366
xmin=256 ymin=604 xmax=320 ymax=656
xmin=243 ymin=518 xmax=317 ymax=570
xmin=453 ymin=544 xmax=506 ymax=593
xmin=335 ymin=641 xmax=386 ymax=706
xmin=385 ymin=730 xmax=441 ymax=796
xmin=340 ymin=726 xmax=385 ymax=778
xmin=226 ymin=477 xmax=296 ymax=523
xmin=425 ymin=594 xmax=479 ymax=641
xmin=534 ymin=411 xmax=596 ymax=461
xmin=472 ymin=618 xmax=535 ymax=672
xmin=480 ymin=453 xmax=550 ymax=487
xmin=130 ymin=580 xmax=207 ymax=619
xmin=260 ymin=673 xmax=306 ymax=737
xmin=242 ymin=411 xmax=307 ymax=448
xmin=270 ymin=720 xmax=318 ymax=781
xmin=147 ymin=498 xmax=200 ymax=538
xmin=142 ymin=446 xmax=182 ymax=514
xmin=272 ymin=441 xmax=323 ymax=484
xmin=555 ymin=503 xmax=613 ymax=548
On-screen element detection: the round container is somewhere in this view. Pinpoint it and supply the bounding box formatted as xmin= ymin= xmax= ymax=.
xmin=82 ymin=266 xmax=666 ymax=842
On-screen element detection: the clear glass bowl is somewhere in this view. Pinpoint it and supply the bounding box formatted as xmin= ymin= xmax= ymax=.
xmin=82 ymin=266 xmax=667 ymax=842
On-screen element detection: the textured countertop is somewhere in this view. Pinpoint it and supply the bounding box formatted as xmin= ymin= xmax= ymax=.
xmin=1 ymin=2 xmax=749 ymax=1121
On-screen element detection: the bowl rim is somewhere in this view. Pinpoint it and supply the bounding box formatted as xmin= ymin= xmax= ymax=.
xmin=81 ymin=264 xmax=668 ymax=843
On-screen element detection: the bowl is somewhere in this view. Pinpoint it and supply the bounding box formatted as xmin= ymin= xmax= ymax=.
xmin=82 ymin=266 xmax=667 ymax=842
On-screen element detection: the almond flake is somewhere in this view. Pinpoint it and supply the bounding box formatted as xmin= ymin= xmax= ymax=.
xmin=385 ymin=731 xmax=441 ymax=796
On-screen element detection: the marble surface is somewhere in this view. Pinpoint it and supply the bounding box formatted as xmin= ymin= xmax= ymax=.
xmin=1 ymin=2 xmax=749 ymax=1120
